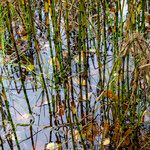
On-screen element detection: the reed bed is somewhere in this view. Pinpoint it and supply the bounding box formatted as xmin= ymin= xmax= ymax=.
xmin=0 ymin=0 xmax=149 ymax=149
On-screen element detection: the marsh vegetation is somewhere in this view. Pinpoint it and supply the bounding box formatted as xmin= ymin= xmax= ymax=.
xmin=0 ymin=0 xmax=150 ymax=149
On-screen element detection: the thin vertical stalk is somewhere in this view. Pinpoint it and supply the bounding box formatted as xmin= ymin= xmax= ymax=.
xmin=141 ymin=0 xmax=145 ymax=32
xmin=65 ymin=0 xmax=76 ymax=149
xmin=0 ymin=77 xmax=20 ymax=150
xmin=0 ymin=136 xmax=4 ymax=150
xmin=27 ymin=0 xmax=52 ymax=132
xmin=97 ymin=0 xmax=103 ymax=90
xmin=6 ymin=2 xmax=35 ymax=149
xmin=78 ymin=0 xmax=85 ymax=125
xmin=101 ymin=0 xmax=107 ymax=119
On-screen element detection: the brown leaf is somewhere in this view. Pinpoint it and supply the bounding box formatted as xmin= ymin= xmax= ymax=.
xmin=56 ymin=103 xmax=65 ymax=117
xmin=83 ymin=122 xmax=100 ymax=141
xmin=112 ymin=120 xmax=121 ymax=145
xmin=145 ymin=13 xmax=150 ymax=23
xmin=103 ymin=90 xmax=118 ymax=101
xmin=103 ymin=90 xmax=113 ymax=98
xmin=120 ymin=128 xmax=132 ymax=148
xmin=110 ymin=7 xmax=116 ymax=13
xmin=17 ymin=27 xmax=27 ymax=37
xmin=103 ymin=121 xmax=110 ymax=137
xmin=120 ymin=136 xmax=130 ymax=147
xmin=0 ymin=43 xmax=2 ymax=50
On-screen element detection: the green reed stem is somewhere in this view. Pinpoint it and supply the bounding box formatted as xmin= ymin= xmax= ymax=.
xmin=0 ymin=77 xmax=20 ymax=150
xmin=6 ymin=2 xmax=35 ymax=149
